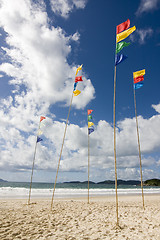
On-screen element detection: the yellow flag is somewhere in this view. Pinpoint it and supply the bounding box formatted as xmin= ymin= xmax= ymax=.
xmin=88 ymin=122 xmax=94 ymax=128
xmin=133 ymin=69 xmax=145 ymax=78
xmin=73 ymin=89 xmax=81 ymax=96
xmin=37 ymin=130 xmax=43 ymax=135
xmin=75 ymin=64 xmax=83 ymax=76
xmin=117 ymin=26 xmax=136 ymax=43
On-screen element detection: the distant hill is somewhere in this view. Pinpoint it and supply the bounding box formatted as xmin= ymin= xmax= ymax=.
xmin=144 ymin=179 xmax=160 ymax=186
xmin=64 ymin=180 xmax=141 ymax=185
xmin=97 ymin=180 xmax=141 ymax=185
xmin=0 ymin=178 xmax=7 ymax=182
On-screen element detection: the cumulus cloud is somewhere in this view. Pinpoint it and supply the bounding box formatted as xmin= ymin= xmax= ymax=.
xmin=50 ymin=0 xmax=87 ymax=18
xmin=130 ymin=28 xmax=153 ymax=44
xmin=136 ymin=0 xmax=160 ymax=16
xmin=1 ymin=108 xmax=160 ymax=181
xmin=0 ymin=0 xmax=95 ymax=128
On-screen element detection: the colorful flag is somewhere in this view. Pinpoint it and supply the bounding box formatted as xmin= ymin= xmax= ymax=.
xmin=75 ymin=76 xmax=83 ymax=82
xmin=117 ymin=26 xmax=136 ymax=43
xmin=88 ymin=122 xmax=94 ymax=128
xmin=88 ymin=127 xmax=94 ymax=135
xmin=88 ymin=115 xmax=92 ymax=121
xmin=88 ymin=109 xmax=93 ymax=115
xmin=134 ymin=82 xmax=144 ymax=90
xmin=75 ymin=64 xmax=83 ymax=76
xmin=73 ymin=82 xmax=78 ymax=91
xmin=116 ymin=19 xmax=130 ymax=34
xmin=37 ymin=136 xmax=43 ymax=143
xmin=115 ymin=54 xmax=127 ymax=65
xmin=73 ymin=89 xmax=81 ymax=96
xmin=116 ymin=41 xmax=131 ymax=54
xmin=40 ymin=116 xmax=46 ymax=122
xmin=37 ymin=130 xmax=43 ymax=135
xmin=133 ymin=69 xmax=145 ymax=79
xmin=134 ymin=76 xmax=144 ymax=84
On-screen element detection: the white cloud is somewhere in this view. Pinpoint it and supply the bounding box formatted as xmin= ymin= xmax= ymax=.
xmin=50 ymin=0 xmax=87 ymax=18
xmin=136 ymin=0 xmax=160 ymax=16
xmin=0 ymin=0 xmax=95 ymax=128
xmin=1 ymin=107 xmax=160 ymax=181
xmin=130 ymin=28 xmax=153 ymax=44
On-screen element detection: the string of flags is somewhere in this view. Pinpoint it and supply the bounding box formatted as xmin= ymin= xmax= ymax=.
xmin=88 ymin=109 xmax=94 ymax=135
xmin=73 ymin=64 xmax=83 ymax=96
xmin=133 ymin=69 xmax=145 ymax=89
xmin=115 ymin=19 xmax=136 ymax=65
xmin=36 ymin=116 xmax=46 ymax=143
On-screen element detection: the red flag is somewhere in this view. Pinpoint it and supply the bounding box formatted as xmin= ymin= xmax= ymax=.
xmin=116 ymin=19 xmax=130 ymax=34
xmin=88 ymin=109 xmax=93 ymax=115
xmin=134 ymin=76 xmax=144 ymax=84
xmin=40 ymin=116 xmax=46 ymax=122
xmin=75 ymin=76 xmax=83 ymax=82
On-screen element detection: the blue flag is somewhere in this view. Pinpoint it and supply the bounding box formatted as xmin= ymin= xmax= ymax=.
xmin=88 ymin=127 xmax=94 ymax=135
xmin=134 ymin=82 xmax=144 ymax=90
xmin=115 ymin=54 xmax=128 ymax=65
xmin=37 ymin=136 xmax=43 ymax=143
xmin=73 ymin=82 xmax=78 ymax=91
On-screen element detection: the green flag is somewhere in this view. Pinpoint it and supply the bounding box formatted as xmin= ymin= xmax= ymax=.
xmin=116 ymin=41 xmax=131 ymax=54
xmin=88 ymin=115 xmax=92 ymax=121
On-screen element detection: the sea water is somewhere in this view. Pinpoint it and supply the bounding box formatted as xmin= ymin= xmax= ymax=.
xmin=0 ymin=182 xmax=160 ymax=199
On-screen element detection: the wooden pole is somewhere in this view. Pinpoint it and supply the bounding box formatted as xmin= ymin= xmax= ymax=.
xmin=133 ymin=86 xmax=145 ymax=209
xmin=113 ymin=65 xmax=119 ymax=225
xmin=88 ymin=121 xmax=90 ymax=204
xmin=28 ymin=122 xmax=40 ymax=205
xmin=51 ymin=93 xmax=74 ymax=210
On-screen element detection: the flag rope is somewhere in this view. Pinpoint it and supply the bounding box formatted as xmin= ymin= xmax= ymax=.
xmin=133 ymin=86 xmax=145 ymax=209
xmin=51 ymin=92 xmax=74 ymax=210
xmin=28 ymin=121 xmax=40 ymax=205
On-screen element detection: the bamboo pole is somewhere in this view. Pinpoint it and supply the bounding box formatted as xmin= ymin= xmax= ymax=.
xmin=113 ymin=65 xmax=119 ymax=225
xmin=88 ymin=122 xmax=90 ymax=204
xmin=51 ymin=93 xmax=74 ymax=210
xmin=28 ymin=122 xmax=40 ymax=205
xmin=133 ymin=86 xmax=145 ymax=209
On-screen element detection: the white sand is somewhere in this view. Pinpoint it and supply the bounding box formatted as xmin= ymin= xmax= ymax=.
xmin=0 ymin=195 xmax=160 ymax=239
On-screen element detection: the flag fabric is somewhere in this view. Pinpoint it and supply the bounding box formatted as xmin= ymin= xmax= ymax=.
xmin=134 ymin=76 xmax=144 ymax=84
xmin=37 ymin=130 xmax=43 ymax=135
xmin=88 ymin=109 xmax=93 ymax=115
xmin=88 ymin=122 xmax=94 ymax=128
xmin=75 ymin=76 xmax=83 ymax=82
xmin=75 ymin=64 xmax=83 ymax=76
xmin=134 ymin=82 xmax=144 ymax=90
xmin=88 ymin=115 xmax=92 ymax=121
xmin=37 ymin=136 xmax=43 ymax=143
xmin=116 ymin=41 xmax=131 ymax=54
xmin=115 ymin=54 xmax=127 ymax=65
xmin=73 ymin=89 xmax=81 ymax=96
xmin=88 ymin=127 xmax=94 ymax=135
xmin=73 ymin=82 xmax=78 ymax=91
xmin=116 ymin=19 xmax=130 ymax=34
xmin=40 ymin=116 xmax=46 ymax=122
xmin=133 ymin=69 xmax=145 ymax=79
xmin=117 ymin=26 xmax=136 ymax=43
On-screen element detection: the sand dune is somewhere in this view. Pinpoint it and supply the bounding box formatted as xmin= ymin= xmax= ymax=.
xmin=0 ymin=195 xmax=160 ymax=239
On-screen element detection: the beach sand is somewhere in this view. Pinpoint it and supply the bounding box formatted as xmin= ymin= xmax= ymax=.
xmin=0 ymin=195 xmax=160 ymax=240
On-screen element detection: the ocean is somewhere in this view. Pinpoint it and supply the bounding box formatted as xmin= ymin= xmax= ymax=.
xmin=0 ymin=181 xmax=160 ymax=199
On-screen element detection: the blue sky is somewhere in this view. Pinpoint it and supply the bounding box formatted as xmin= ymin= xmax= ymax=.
xmin=0 ymin=0 xmax=160 ymax=183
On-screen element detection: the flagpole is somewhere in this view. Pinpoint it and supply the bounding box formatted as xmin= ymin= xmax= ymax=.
xmin=28 ymin=122 xmax=40 ymax=205
xmin=133 ymin=85 xmax=145 ymax=209
xmin=51 ymin=92 xmax=74 ymax=210
xmin=88 ymin=119 xmax=90 ymax=204
xmin=113 ymin=64 xmax=119 ymax=225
